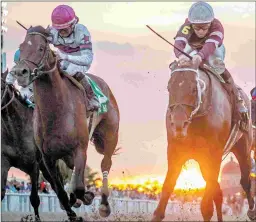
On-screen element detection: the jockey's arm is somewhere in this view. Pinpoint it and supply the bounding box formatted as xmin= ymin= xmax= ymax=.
xmin=173 ymin=19 xmax=191 ymax=58
xmin=197 ymin=19 xmax=224 ymax=60
xmin=64 ymin=49 xmax=93 ymax=66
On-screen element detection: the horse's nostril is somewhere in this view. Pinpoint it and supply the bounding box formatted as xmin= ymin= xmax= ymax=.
xmin=22 ymin=69 xmax=28 ymax=75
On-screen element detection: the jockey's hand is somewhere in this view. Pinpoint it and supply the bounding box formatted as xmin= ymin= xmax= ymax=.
xmin=192 ymin=54 xmax=202 ymax=69
xmin=178 ymin=54 xmax=190 ymax=65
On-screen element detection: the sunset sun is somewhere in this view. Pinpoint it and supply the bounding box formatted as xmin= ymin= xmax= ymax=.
xmin=109 ymin=160 xmax=206 ymax=192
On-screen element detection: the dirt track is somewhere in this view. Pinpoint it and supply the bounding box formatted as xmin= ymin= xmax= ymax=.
xmin=1 ymin=212 xmax=248 ymax=221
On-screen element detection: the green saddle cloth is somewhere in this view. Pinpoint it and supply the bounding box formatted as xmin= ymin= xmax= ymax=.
xmin=86 ymin=75 xmax=109 ymax=114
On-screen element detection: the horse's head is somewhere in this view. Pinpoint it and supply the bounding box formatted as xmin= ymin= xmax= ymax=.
xmin=167 ymin=60 xmax=205 ymax=139
xmin=12 ymin=26 xmax=56 ymax=87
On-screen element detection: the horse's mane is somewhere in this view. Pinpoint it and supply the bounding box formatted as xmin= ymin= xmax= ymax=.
xmin=27 ymin=26 xmax=50 ymax=38
xmin=171 ymin=60 xmax=198 ymax=71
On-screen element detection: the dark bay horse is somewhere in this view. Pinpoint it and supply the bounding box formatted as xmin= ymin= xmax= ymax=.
xmin=13 ymin=26 xmax=120 ymax=221
xmin=152 ymin=61 xmax=255 ymax=221
xmin=1 ymin=70 xmax=41 ymax=221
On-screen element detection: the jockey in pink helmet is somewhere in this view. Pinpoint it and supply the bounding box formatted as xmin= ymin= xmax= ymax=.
xmin=49 ymin=4 xmax=99 ymax=111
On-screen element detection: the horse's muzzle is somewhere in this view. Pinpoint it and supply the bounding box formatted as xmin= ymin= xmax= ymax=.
xmin=170 ymin=121 xmax=190 ymax=139
xmin=11 ymin=67 xmax=31 ymax=87
xmin=12 ymin=67 xmax=30 ymax=77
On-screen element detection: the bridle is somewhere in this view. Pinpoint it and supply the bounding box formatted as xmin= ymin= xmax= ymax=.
xmin=169 ymin=68 xmax=206 ymax=123
xmin=14 ymin=32 xmax=57 ymax=85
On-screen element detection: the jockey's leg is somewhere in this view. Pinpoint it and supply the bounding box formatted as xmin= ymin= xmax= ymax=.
xmin=73 ymin=73 xmax=100 ymax=112
xmin=63 ymin=62 xmax=100 ymax=112
xmin=208 ymin=45 xmax=249 ymax=124
xmin=221 ymin=69 xmax=248 ymax=123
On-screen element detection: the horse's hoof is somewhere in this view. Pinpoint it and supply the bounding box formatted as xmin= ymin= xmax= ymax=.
xmin=151 ymin=216 xmax=160 ymax=222
xmin=35 ymin=215 xmax=41 ymax=222
xmin=75 ymin=217 xmax=85 ymax=222
xmin=99 ymin=204 xmax=111 ymax=218
xmin=73 ymin=199 xmax=82 ymax=208
xmin=247 ymin=204 xmax=256 ymax=221
xmin=20 ymin=214 xmax=34 ymax=222
xmin=82 ymin=191 xmax=95 ymax=205
xmin=151 ymin=213 xmax=164 ymax=222
xmin=67 ymin=216 xmax=84 ymax=222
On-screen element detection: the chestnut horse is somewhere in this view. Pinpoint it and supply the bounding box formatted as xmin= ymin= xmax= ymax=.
xmin=152 ymin=61 xmax=255 ymax=221
xmin=13 ymin=26 xmax=119 ymax=221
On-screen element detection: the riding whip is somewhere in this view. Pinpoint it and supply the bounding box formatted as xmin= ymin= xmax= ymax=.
xmin=16 ymin=21 xmax=28 ymax=30
xmin=146 ymin=25 xmax=192 ymax=60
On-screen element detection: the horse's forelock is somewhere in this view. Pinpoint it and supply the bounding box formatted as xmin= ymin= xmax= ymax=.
xmin=27 ymin=26 xmax=50 ymax=38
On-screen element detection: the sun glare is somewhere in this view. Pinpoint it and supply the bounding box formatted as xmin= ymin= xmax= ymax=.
xmin=107 ymin=160 xmax=206 ymax=193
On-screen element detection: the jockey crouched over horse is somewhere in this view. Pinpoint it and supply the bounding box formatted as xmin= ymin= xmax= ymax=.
xmin=173 ymin=2 xmax=249 ymax=132
xmin=7 ymin=4 xmax=100 ymax=113
xmin=10 ymin=4 xmax=120 ymax=222
xmin=148 ymin=1 xmax=255 ymax=221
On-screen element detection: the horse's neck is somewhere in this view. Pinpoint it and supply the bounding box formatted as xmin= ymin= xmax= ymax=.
xmin=34 ymin=69 xmax=68 ymax=105
xmin=2 ymin=91 xmax=31 ymax=139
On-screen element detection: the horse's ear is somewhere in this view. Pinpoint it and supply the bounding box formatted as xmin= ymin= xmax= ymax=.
xmin=46 ymin=25 xmax=50 ymax=33
xmin=46 ymin=25 xmax=53 ymax=42
xmin=169 ymin=60 xmax=178 ymax=71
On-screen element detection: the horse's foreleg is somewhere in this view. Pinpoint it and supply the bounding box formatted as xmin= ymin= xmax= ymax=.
xmin=212 ymin=181 xmax=223 ymax=222
xmin=29 ymin=163 xmax=41 ymax=221
xmin=152 ymin=149 xmax=186 ymax=222
xmin=39 ymin=159 xmax=79 ymax=222
xmin=73 ymin=147 xmax=95 ymax=206
xmin=1 ymin=156 xmax=10 ymax=201
xmin=200 ymin=183 xmax=215 ymax=221
xmin=199 ymin=156 xmax=221 ymax=222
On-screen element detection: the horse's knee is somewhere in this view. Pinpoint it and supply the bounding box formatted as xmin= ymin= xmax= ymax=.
xmin=201 ymin=198 xmax=214 ymax=220
xmin=30 ymin=194 xmax=40 ymax=208
xmin=213 ymin=182 xmax=223 ymax=201
xmin=101 ymin=155 xmax=112 ymax=172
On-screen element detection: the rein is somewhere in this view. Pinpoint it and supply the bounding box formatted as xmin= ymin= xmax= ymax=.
xmin=1 ymin=79 xmax=15 ymax=110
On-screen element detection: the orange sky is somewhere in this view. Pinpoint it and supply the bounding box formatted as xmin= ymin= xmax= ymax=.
xmin=3 ymin=2 xmax=255 ymax=183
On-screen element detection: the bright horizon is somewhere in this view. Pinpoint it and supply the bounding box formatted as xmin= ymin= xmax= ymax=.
xmin=3 ymin=2 xmax=255 ymax=190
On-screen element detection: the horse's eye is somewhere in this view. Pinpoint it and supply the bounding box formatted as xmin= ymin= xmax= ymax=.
xmin=39 ymin=48 xmax=44 ymax=52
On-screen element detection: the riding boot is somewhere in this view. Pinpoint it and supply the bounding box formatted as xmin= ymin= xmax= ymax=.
xmin=220 ymin=69 xmax=249 ymax=124
xmin=73 ymin=72 xmax=100 ymax=112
